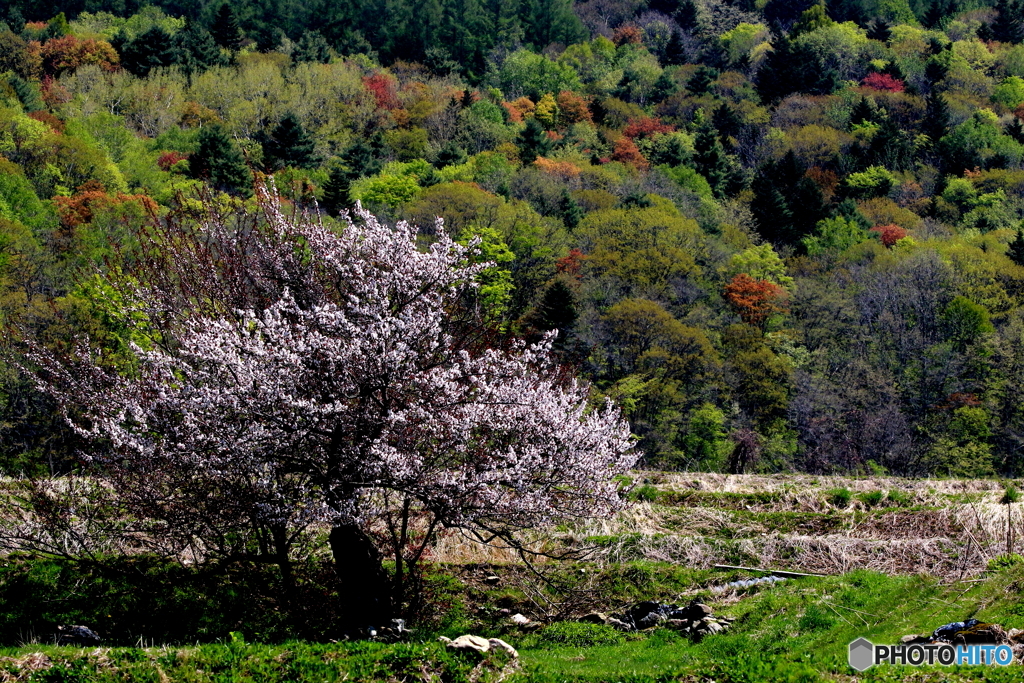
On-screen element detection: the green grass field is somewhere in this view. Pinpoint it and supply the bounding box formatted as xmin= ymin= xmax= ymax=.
xmin=3 ymin=474 xmax=1024 ymax=681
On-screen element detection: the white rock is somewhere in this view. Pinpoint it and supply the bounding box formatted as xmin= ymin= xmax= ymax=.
xmin=511 ymin=613 xmax=531 ymax=625
xmin=488 ymin=638 xmax=519 ymax=657
xmin=446 ymin=635 xmax=491 ymax=653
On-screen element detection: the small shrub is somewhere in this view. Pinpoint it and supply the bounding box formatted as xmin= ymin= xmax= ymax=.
xmin=886 ymin=489 xmax=911 ymax=507
xmin=988 ymin=554 xmax=1024 ymax=571
xmin=533 ymin=622 xmax=625 ymax=648
xmin=857 ymin=491 xmax=884 ymax=508
xmin=826 ymin=488 xmax=852 ymax=508
xmin=628 ymin=484 xmax=661 ymax=502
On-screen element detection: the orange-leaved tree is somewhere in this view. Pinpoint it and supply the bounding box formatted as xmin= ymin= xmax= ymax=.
xmin=723 ymin=273 xmax=788 ymax=328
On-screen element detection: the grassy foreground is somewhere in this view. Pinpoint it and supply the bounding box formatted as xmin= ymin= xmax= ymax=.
xmin=4 ymin=563 xmax=1024 ymax=683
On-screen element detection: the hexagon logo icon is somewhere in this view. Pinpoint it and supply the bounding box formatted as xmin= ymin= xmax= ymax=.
xmin=848 ymin=638 xmax=874 ymax=671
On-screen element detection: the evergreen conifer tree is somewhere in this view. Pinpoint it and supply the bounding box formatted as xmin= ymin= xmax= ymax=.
xmin=189 ymin=125 xmax=252 ymax=196
xmin=263 ymin=114 xmax=318 ymax=170
xmin=531 ymin=277 xmax=578 ymax=348
xmin=993 ymin=0 xmax=1024 ymax=44
xmin=923 ymin=89 xmax=951 ymax=142
xmin=558 ymin=190 xmax=584 ymax=230
xmin=178 ymin=19 xmax=223 ymax=77
xmin=212 ymin=3 xmax=243 ymax=51
xmin=687 ymin=65 xmax=719 ymax=96
xmin=694 ymin=120 xmax=733 ymax=198
xmin=867 ymin=19 xmax=891 ymax=42
xmin=517 ymin=118 xmax=552 ymax=164
xmin=121 ymin=26 xmax=180 ymax=77
xmin=10 ymin=75 xmax=42 ymax=112
xmin=664 ymin=29 xmax=688 ymax=65
xmin=1009 ymin=229 xmax=1024 ymax=267
xmin=1007 ymin=118 xmax=1024 ymax=145
xmin=676 ymin=0 xmax=700 ymax=31
xmin=849 ymin=97 xmax=874 ymax=126
xmin=321 ymin=163 xmax=353 ymax=216
xmin=294 ymin=30 xmax=331 ymax=63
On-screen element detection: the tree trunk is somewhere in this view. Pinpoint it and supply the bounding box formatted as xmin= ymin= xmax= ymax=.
xmin=271 ymin=524 xmax=298 ymax=629
xmin=329 ymin=522 xmax=393 ymax=630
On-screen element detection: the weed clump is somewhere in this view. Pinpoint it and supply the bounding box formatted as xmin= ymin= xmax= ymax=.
xmin=825 ymin=488 xmax=852 ymax=508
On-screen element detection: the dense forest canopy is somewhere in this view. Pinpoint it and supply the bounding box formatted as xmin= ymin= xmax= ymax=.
xmin=4 ymin=0 xmax=1024 ymax=478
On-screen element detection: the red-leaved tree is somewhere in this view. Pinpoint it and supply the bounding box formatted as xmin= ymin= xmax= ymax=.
xmin=24 ymin=180 xmax=637 ymax=628
xmin=723 ymin=273 xmax=788 ymax=328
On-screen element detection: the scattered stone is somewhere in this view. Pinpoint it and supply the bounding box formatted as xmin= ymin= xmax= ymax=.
xmin=56 ymin=625 xmax=101 ymax=646
xmin=607 ymin=617 xmax=631 ymax=631
xmin=445 ymin=635 xmax=491 ymax=653
xmin=1008 ymin=628 xmax=1024 ymax=643
xmin=511 ymin=613 xmax=531 ymax=626
xmin=488 ymin=638 xmax=519 ymax=657
xmin=579 ymin=612 xmax=609 ymax=625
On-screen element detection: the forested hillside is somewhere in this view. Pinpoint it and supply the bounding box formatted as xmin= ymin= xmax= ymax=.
xmin=4 ymin=0 xmax=1024 ymax=477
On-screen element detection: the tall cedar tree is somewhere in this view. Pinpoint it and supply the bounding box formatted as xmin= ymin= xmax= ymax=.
xmin=530 ymin=277 xmax=578 ymax=350
xmin=676 ymin=0 xmax=700 ymax=30
xmin=924 ymin=90 xmax=951 ymax=142
xmin=693 ymin=120 xmax=735 ymax=198
xmin=177 ymin=19 xmax=223 ymax=77
xmin=993 ymin=0 xmax=1024 ymax=44
xmin=687 ymin=66 xmax=718 ymax=96
xmin=10 ymin=75 xmax=42 ymax=111
xmin=321 ymin=163 xmax=353 ymax=216
xmin=663 ymin=29 xmax=688 ymax=65
xmin=751 ymin=151 xmax=825 ymax=245
xmin=294 ymin=30 xmax=331 ymax=63
xmin=1009 ymin=230 xmax=1024 ymax=267
xmin=189 ymin=125 xmax=252 ymax=196
xmin=212 ymin=3 xmax=243 ymax=51
xmin=120 ymin=26 xmax=179 ymax=77
xmin=263 ymin=114 xmax=319 ymax=171
xmin=517 ymin=118 xmax=552 ymax=164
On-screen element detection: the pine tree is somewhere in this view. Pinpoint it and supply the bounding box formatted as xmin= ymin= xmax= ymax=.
xmin=294 ymin=30 xmax=331 ymax=63
xmin=177 ymin=19 xmax=224 ymax=77
xmin=663 ymin=30 xmax=688 ymax=66
xmin=675 ymin=0 xmax=700 ymax=31
xmin=650 ymin=70 xmax=679 ymax=102
xmin=867 ymin=19 xmax=891 ymax=42
xmin=263 ymin=114 xmax=319 ymax=170
xmin=849 ymin=97 xmax=874 ymax=126
xmin=1009 ymin=229 xmax=1024 ymax=267
xmin=321 ymin=163 xmax=353 ymax=216
xmin=686 ymin=66 xmax=718 ymax=96
xmin=531 ymin=277 xmax=578 ymax=349
xmin=434 ymin=141 xmax=467 ymax=168
xmin=712 ymin=102 xmax=743 ymax=147
xmin=694 ymin=120 xmax=733 ymax=198
xmin=923 ymin=89 xmax=951 ymax=142
xmin=189 ymin=125 xmax=252 ymax=196
xmin=10 ymin=75 xmax=42 ymax=112
xmin=924 ymin=0 xmax=948 ymax=29
xmin=1007 ymin=118 xmax=1024 ymax=145
xmin=120 ymin=26 xmax=180 ymax=77
xmin=558 ymin=190 xmax=584 ymax=230
xmin=517 ymin=118 xmax=552 ymax=164
xmin=993 ymin=0 xmax=1024 ymax=44
xmin=340 ymin=135 xmax=385 ymax=179
xmin=212 ymin=3 xmax=243 ymax=51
